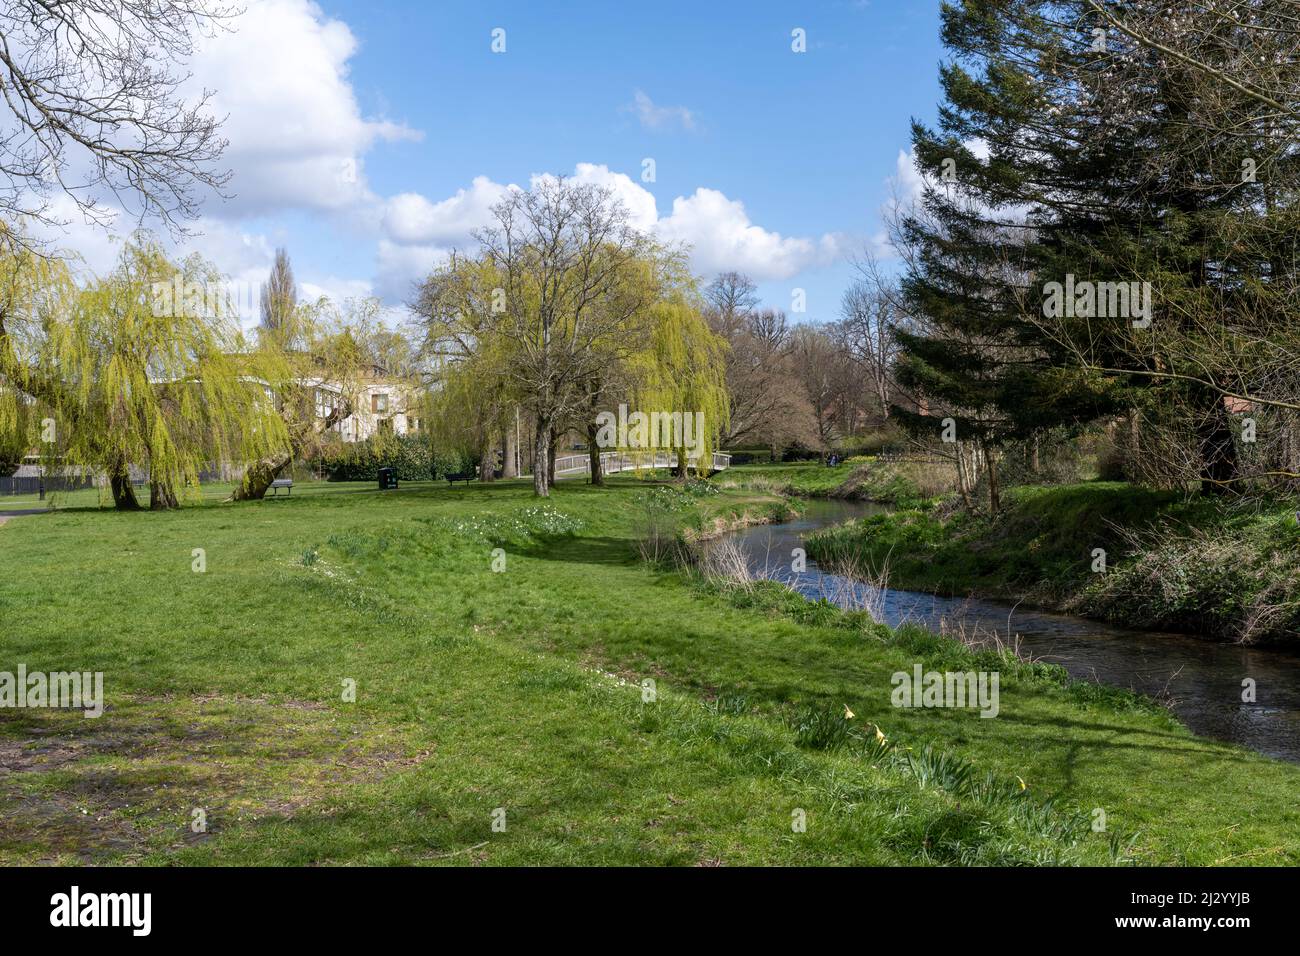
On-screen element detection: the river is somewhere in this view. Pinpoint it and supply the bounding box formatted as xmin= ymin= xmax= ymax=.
xmin=719 ymin=498 xmax=1300 ymax=764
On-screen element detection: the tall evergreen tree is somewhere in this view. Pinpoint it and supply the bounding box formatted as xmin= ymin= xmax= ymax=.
xmin=895 ymin=1 xmax=1120 ymax=509
xmin=897 ymin=0 xmax=1300 ymax=496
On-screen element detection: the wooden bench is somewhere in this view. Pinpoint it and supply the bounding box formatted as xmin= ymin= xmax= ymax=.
xmin=444 ymin=472 xmax=474 ymax=486
xmin=269 ymin=478 xmax=293 ymax=497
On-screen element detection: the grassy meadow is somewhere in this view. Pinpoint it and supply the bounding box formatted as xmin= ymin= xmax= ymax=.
xmin=1 ymin=477 xmax=1297 ymax=865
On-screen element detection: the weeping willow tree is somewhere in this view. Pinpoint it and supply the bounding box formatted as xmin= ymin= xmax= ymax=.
xmin=424 ymin=350 xmax=507 ymax=480
xmin=0 ymin=400 xmax=30 ymax=474
xmin=232 ymin=294 xmax=399 ymax=500
xmin=0 ymin=235 xmax=288 ymax=509
xmin=414 ymin=218 xmax=726 ymax=489
xmin=0 ymin=240 xmax=76 ymax=475
xmin=414 ymin=180 xmax=673 ymax=498
xmin=425 ymin=325 xmax=520 ymax=482
xmin=628 ymin=300 xmax=730 ymax=477
xmin=414 ymin=252 xmax=537 ymax=483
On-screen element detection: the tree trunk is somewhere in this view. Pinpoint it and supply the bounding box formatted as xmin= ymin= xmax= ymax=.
xmin=479 ymin=428 xmax=497 ymax=483
xmin=149 ymin=479 xmax=180 ymax=511
xmin=110 ymin=468 xmax=141 ymax=511
xmin=953 ymin=442 xmax=975 ymax=512
xmin=1128 ymin=409 xmax=1141 ymax=477
xmin=547 ymin=427 xmax=558 ymax=486
xmin=532 ymin=416 xmax=551 ymax=497
xmin=232 ymin=453 xmax=292 ymax=501
xmin=587 ymin=421 xmax=604 ymax=486
xmin=985 ymin=443 xmax=1000 ymax=515
xmin=502 ymin=408 xmax=518 ymax=479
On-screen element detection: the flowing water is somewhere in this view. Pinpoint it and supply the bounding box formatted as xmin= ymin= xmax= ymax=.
xmin=719 ymin=498 xmax=1300 ymax=764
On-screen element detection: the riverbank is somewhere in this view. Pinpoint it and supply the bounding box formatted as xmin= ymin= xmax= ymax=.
xmin=806 ymin=482 xmax=1300 ymax=646
xmin=1 ymin=478 xmax=1296 ymax=865
xmin=716 ymin=458 xmax=957 ymax=506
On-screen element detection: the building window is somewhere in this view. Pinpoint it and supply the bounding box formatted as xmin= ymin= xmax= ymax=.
xmin=371 ymin=393 xmax=389 ymax=414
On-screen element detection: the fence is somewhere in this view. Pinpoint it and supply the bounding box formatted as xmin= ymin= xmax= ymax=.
xmin=553 ymin=450 xmax=732 ymax=476
xmin=0 ymin=475 xmax=96 ymax=497
xmin=1 ymin=466 xmax=230 ymax=498
xmin=876 ymin=446 xmax=949 ymax=465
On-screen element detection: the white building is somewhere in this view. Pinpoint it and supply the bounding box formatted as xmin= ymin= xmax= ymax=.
xmin=311 ymin=368 xmax=421 ymax=443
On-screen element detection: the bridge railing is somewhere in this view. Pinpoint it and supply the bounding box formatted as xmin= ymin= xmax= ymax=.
xmin=552 ymin=449 xmax=731 ymax=476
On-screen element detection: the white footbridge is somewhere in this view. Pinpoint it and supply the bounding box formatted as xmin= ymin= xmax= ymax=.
xmin=550 ymin=450 xmax=732 ymax=479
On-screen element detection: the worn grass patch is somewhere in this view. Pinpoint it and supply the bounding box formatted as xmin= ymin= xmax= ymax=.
xmin=0 ymin=694 xmax=427 ymax=864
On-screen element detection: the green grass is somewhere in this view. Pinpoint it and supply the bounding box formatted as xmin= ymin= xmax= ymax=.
xmin=0 ymin=475 xmax=343 ymax=510
xmin=717 ymin=459 xmax=870 ymax=497
xmin=1 ymin=477 xmax=1297 ymax=865
xmin=807 ymin=481 xmax=1300 ymax=644
xmin=716 ymin=458 xmax=956 ymax=506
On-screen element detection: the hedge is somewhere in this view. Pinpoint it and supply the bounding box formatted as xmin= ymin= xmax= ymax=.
xmin=319 ymin=435 xmax=474 ymax=481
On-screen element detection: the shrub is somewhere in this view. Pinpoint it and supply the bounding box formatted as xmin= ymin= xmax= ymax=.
xmin=1095 ymin=438 xmax=1128 ymax=482
xmin=432 ymin=447 xmax=475 ymax=479
xmin=723 ymin=447 xmax=778 ymax=465
xmin=782 ymin=444 xmax=822 ymax=462
xmin=318 ymin=435 xmax=467 ymax=481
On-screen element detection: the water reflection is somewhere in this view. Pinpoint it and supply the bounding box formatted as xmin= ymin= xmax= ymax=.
xmin=720 ymin=499 xmax=1300 ymax=763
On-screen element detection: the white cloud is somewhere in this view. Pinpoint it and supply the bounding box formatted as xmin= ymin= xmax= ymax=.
xmin=891 ymin=147 xmax=928 ymax=213
xmin=625 ymin=90 xmax=696 ymax=132
xmin=376 ymin=163 xmax=845 ymax=292
xmin=183 ymin=219 xmax=277 ymax=275
xmin=888 ymin=139 xmax=992 ymax=214
xmin=873 ymin=139 xmax=1002 ymax=260
xmin=381 ymin=176 xmax=515 ymax=246
xmin=189 ymin=0 xmax=420 ymax=217
xmin=657 ymin=188 xmax=845 ymax=280
xmin=26 ymin=193 xmax=127 ymax=277
xmin=549 ymin=163 xmax=658 ymax=232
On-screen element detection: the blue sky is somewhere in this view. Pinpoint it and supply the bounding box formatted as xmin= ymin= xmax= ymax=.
xmin=64 ymin=0 xmax=945 ymax=324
